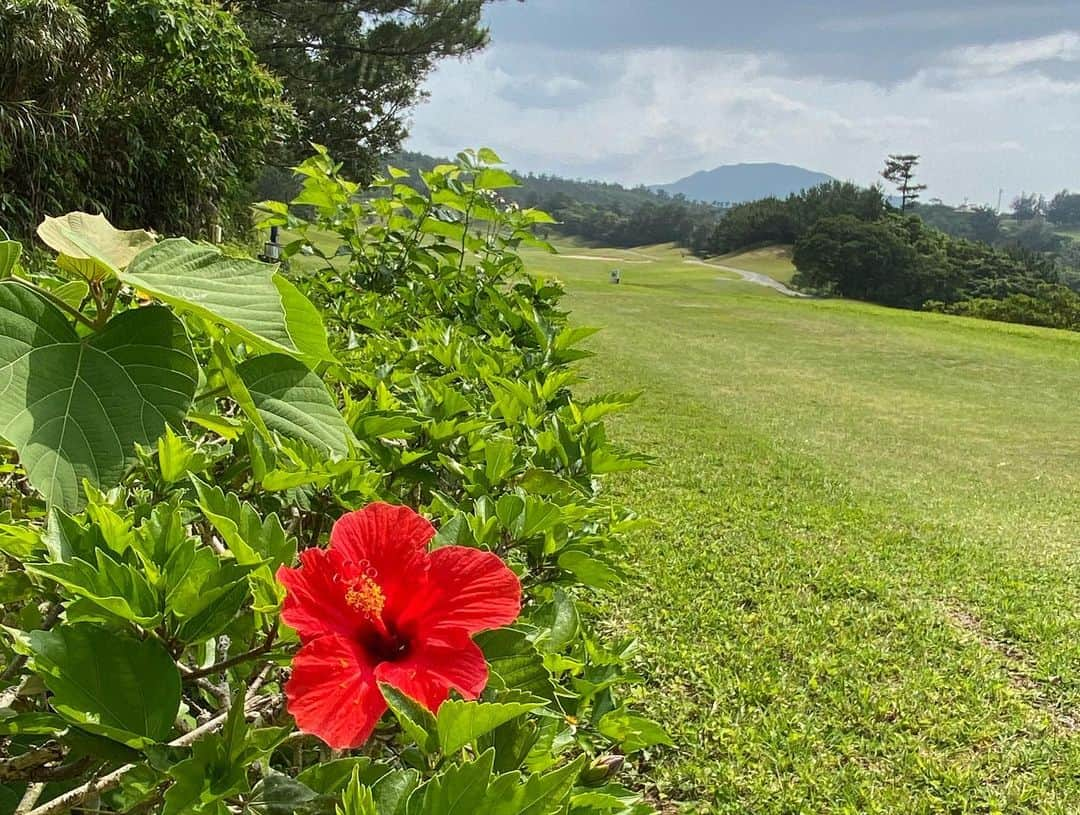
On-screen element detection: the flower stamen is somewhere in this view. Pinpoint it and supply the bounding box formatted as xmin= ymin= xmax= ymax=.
xmin=344 ymin=575 xmax=385 ymax=620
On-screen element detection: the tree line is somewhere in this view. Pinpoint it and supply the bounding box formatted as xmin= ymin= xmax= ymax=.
xmin=1 ymin=0 xmax=503 ymax=238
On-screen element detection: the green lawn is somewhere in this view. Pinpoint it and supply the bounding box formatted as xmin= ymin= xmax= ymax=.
xmin=522 ymin=246 xmax=1080 ymax=813
xmin=714 ymin=245 xmax=796 ymax=283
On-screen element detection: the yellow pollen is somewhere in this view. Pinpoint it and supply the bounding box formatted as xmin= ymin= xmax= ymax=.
xmin=344 ymin=575 xmax=385 ymax=619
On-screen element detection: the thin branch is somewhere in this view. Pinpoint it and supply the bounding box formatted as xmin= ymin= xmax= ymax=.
xmin=180 ymin=626 xmax=279 ymax=682
xmin=0 ymin=744 xmax=64 ymax=782
xmin=25 ymin=694 xmax=276 ymax=815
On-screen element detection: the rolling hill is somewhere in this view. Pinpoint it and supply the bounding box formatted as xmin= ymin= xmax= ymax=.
xmin=654 ymin=162 xmax=835 ymax=204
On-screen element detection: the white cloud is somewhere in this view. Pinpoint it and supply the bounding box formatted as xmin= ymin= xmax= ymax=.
xmin=407 ymin=34 xmax=1080 ymax=205
xmin=949 ymin=30 xmax=1080 ymax=75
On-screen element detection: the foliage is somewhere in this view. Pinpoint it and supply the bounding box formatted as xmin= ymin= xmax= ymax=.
xmin=389 ymin=151 xmax=721 ymax=251
xmin=1046 ymin=190 xmax=1080 ymax=226
xmin=910 ymin=203 xmax=1002 ymax=245
xmin=1011 ymin=193 xmax=1045 ymax=223
xmin=0 ymin=149 xmax=662 ymax=814
xmin=703 ymin=181 xmax=886 ymax=256
xmin=241 ymin=2 xmax=500 ymax=180
xmin=793 ymin=213 xmax=1062 ymax=313
xmin=880 ymin=153 xmax=926 ymax=212
xmin=0 ymin=0 xmax=286 ymax=239
xmin=927 ymin=283 xmax=1080 ymax=331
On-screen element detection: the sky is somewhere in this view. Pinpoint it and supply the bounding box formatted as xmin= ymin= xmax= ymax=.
xmin=404 ymin=1 xmax=1080 ymax=205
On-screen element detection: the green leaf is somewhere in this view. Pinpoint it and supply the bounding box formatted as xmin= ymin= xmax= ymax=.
xmin=380 ymin=684 xmax=438 ymax=755
xmin=474 ymin=168 xmax=519 ymax=190
xmin=121 ymin=239 xmax=333 ymax=362
xmin=536 ymin=589 xmax=580 ymax=653
xmin=156 ymin=425 xmax=211 ymax=484
xmin=246 ymin=773 xmax=327 ymax=815
xmin=436 ymin=695 xmax=546 ymax=755
xmin=164 ymin=689 xmax=255 ymax=815
xmin=238 ymin=354 xmax=356 ymax=456
xmin=405 ymin=750 xmax=495 ymax=815
xmin=557 ymin=551 xmax=620 ymax=589
xmin=0 ymin=711 xmax=67 ymax=736
xmin=338 ymin=768 xmax=377 ymax=815
xmin=27 ymin=549 xmax=161 ymax=626
xmin=0 ymin=235 xmax=21 ymax=278
xmin=36 ymin=212 xmax=156 ymax=281
xmin=190 ymin=477 xmax=292 ymax=567
xmin=503 ymin=756 xmax=586 ymax=815
xmin=476 ymin=629 xmax=557 ymax=700
xmin=164 ymin=538 xmax=254 ymax=643
xmin=0 ymin=283 xmax=197 ymax=509
xmin=405 ymin=751 xmax=582 ymax=815
xmin=596 ymin=709 xmax=673 ymax=754
xmin=0 ymin=521 xmax=43 ymax=559
xmin=13 ymin=623 xmax=181 ymax=747
xmin=298 ymin=758 xmax=379 ymax=795
xmin=50 ymin=280 xmax=90 ymax=310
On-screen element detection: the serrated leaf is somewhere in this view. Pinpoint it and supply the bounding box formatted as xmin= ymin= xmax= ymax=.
xmin=405 ymin=750 xmax=495 ymax=815
xmin=476 ymin=629 xmax=557 ymax=700
xmin=0 ymin=283 xmax=197 ymax=509
xmin=13 ymin=623 xmax=181 ymax=748
xmin=338 ymin=768 xmax=377 ymax=815
xmin=190 ymin=476 xmax=292 ymax=567
xmin=436 ymin=695 xmax=546 ymax=755
xmin=122 ymin=239 xmax=332 ymax=362
xmin=36 ymin=212 xmax=156 ymax=281
xmin=238 ymin=354 xmax=355 ymax=456
xmin=380 ymin=684 xmax=438 ymax=755
xmin=27 ymin=549 xmax=161 ymax=625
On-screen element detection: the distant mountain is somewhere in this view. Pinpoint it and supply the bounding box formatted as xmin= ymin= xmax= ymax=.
xmin=654 ymin=163 xmax=836 ymax=205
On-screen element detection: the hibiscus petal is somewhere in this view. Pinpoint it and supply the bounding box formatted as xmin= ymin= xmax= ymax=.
xmin=329 ymin=503 xmax=434 ymax=607
xmin=408 ymin=546 xmax=521 ymax=636
xmin=277 ymin=548 xmax=361 ymax=641
xmin=285 ymin=634 xmax=387 ymax=749
xmin=375 ymin=630 xmax=488 ymax=711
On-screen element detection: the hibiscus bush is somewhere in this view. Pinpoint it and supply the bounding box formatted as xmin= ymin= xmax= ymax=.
xmin=0 ymin=148 xmax=668 ymax=814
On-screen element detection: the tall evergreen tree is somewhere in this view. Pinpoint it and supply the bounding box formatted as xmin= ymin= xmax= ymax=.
xmin=239 ymin=0 xmax=509 ymax=179
xmin=881 ymin=154 xmax=927 ymax=212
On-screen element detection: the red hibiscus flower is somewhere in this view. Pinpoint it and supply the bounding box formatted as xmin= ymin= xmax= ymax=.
xmin=276 ymin=502 xmax=521 ymax=748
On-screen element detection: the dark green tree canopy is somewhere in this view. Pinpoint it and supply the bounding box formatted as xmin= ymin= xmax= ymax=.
xmin=1 ymin=0 xmax=285 ymax=237
xmin=240 ymin=0 xmax=507 ymax=178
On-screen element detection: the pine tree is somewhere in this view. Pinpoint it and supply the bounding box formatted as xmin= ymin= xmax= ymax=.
xmin=881 ymin=154 xmax=927 ymax=212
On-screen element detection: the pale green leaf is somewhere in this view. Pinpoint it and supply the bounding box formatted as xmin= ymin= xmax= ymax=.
xmin=36 ymin=212 xmax=156 ymax=281
xmin=596 ymin=709 xmax=673 ymax=754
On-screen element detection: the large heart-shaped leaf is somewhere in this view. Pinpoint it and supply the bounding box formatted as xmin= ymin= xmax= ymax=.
xmin=122 ymin=239 xmax=333 ymax=362
xmin=237 ymin=353 xmax=356 ymax=455
xmin=37 ymin=212 xmax=156 ymax=281
xmin=0 ymin=282 xmax=197 ymax=509
xmin=12 ymin=623 xmax=181 ymax=748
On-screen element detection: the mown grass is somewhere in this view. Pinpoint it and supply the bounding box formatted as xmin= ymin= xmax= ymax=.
xmin=714 ymin=245 xmax=796 ymax=283
xmin=522 ymin=246 xmax=1080 ymax=813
